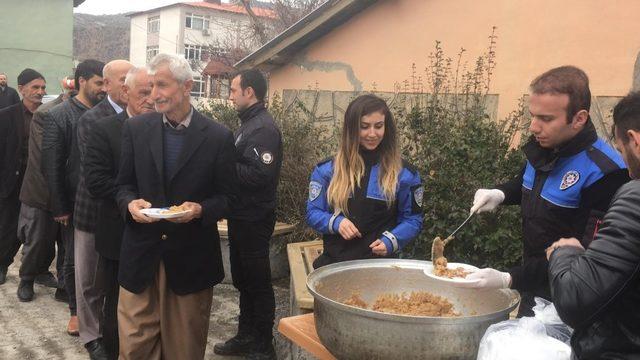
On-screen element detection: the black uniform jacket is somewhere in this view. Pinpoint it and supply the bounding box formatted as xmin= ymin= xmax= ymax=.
xmin=549 ymin=180 xmax=640 ymax=359
xmin=230 ymin=102 xmax=283 ymax=221
xmin=84 ymin=111 xmax=128 ymax=260
xmin=497 ymin=122 xmax=629 ymax=314
xmin=115 ymin=110 xmax=236 ymax=294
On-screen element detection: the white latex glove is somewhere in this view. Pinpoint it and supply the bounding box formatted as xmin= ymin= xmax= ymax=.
xmin=470 ymin=189 xmax=505 ymax=214
xmin=460 ymin=268 xmax=511 ymax=289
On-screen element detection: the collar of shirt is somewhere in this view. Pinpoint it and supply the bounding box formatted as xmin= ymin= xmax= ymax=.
xmin=21 ymin=101 xmax=33 ymax=117
xmin=107 ymin=95 xmax=124 ymax=114
xmin=163 ymin=107 xmax=193 ymax=130
xmin=70 ymin=95 xmax=90 ymax=111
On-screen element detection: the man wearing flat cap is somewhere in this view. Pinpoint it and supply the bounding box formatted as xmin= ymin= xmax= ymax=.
xmin=0 ymin=69 xmax=46 ymax=288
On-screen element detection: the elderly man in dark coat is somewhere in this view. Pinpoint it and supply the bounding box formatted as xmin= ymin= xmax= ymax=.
xmin=0 ymin=69 xmax=46 ymax=289
xmin=116 ymin=53 xmax=235 ymax=360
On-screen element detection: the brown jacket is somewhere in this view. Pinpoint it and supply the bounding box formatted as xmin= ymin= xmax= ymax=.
xmin=19 ymin=95 xmax=64 ymax=209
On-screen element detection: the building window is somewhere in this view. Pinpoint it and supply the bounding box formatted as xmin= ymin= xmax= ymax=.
xmin=184 ymin=44 xmax=205 ymax=61
xmin=146 ymin=46 xmax=159 ymax=63
xmin=191 ymin=76 xmax=206 ymax=97
xmin=147 ymin=16 xmax=160 ymax=33
xmin=210 ymin=46 xmax=229 ymax=58
xmin=186 ymin=13 xmax=210 ymax=30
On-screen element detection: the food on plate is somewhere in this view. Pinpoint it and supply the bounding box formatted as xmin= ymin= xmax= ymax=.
xmin=434 ymin=260 xmax=471 ymax=279
xmin=159 ymin=205 xmax=186 ymax=214
xmin=342 ymin=291 xmax=459 ymax=317
xmin=431 ymin=235 xmax=469 ymax=278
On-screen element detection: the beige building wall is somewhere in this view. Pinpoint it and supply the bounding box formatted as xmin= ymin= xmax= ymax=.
xmin=159 ymin=7 xmax=183 ymax=55
xmin=268 ymin=0 xmax=640 ymax=119
xmin=129 ymin=14 xmax=148 ymax=66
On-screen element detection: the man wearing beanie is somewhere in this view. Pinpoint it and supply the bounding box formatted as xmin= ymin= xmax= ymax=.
xmin=0 ymin=68 xmax=46 ymax=288
xmin=0 ymin=72 xmax=20 ymax=110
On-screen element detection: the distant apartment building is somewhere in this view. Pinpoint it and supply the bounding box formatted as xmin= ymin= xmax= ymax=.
xmin=128 ymin=0 xmax=274 ymax=98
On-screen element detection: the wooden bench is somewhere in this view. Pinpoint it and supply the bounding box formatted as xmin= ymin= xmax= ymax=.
xmin=287 ymin=240 xmax=323 ymax=315
xmin=216 ymin=220 xmax=296 ymax=283
xmin=285 ymin=240 xmax=324 ymax=360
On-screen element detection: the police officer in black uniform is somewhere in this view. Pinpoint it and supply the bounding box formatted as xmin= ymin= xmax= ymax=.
xmin=214 ymin=69 xmax=282 ymax=360
xmin=460 ymin=66 xmax=630 ymax=316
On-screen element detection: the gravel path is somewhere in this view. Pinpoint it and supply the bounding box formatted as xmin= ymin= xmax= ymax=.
xmin=0 ymin=255 xmax=292 ymax=359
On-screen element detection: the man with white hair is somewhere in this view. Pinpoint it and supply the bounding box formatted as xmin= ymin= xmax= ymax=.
xmin=115 ymin=54 xmax=236 ymax=359
xmin=73 ymin=59 xmax=133 ymax=360
xmin=84 ymin=66 xmax=154 ymax=359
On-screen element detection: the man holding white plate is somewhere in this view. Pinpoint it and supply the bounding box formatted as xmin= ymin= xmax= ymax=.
xmin=115 ymin=53 xmax=236 ymax=359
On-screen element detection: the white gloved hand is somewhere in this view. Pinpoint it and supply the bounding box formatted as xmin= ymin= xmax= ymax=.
xmin=460 ymin=268 xmax=511 ymax=289
xmin=470 ymin=189 xmax=505 ymax=214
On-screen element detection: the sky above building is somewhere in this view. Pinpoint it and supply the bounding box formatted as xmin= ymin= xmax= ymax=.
xmin=75 ymin=0 xmax=221 ymax=15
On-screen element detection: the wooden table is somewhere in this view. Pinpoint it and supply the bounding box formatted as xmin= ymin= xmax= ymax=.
xmin=278 ymin=313 xmax=336 ymax=360
xmin=217 ymin=219 xmax=296 ymax=239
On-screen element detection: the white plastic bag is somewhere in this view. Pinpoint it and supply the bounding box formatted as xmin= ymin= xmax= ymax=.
xmin=477 ymin=297 xmax=573 ymax=360
xmin=532 ymin=297 xmax=573 ymax=344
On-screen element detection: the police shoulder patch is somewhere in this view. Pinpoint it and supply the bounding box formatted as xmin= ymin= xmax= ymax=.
xmin=413 ymin=186 xmax=424 ymax=207
xmin=309 ymin=181 xmax=322 ymax=201
xmin=560 ymin=170 xmax=580 ymax=190
xmin=261 ymin=152 xmax=273 ymax=164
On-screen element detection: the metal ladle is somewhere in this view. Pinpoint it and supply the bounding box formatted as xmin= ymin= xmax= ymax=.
xmin=431 ymin=210 xmax=476 ymax=263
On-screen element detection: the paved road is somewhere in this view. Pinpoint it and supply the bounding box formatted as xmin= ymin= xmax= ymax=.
xmin=0 ymin=255 xmax=292 ymax=359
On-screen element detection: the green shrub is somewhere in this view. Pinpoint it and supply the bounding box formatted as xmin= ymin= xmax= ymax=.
xmin=395 ymin=32 xmax=526 ymax=270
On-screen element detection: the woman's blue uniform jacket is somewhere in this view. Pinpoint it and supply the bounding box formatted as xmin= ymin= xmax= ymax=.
xmin=306 ymin=157 xmax=423 ymax=263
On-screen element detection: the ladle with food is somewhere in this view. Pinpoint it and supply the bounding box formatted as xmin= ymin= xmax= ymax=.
xmin=428 ymin=210 xmax=477 ymax=280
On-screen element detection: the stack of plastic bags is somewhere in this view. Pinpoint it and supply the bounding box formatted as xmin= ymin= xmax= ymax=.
xmin=477 ymin=297 xmax=573 ymax=360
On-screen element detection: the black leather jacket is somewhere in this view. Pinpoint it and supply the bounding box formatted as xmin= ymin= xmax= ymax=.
xmin=549 ymin=180 xmax=640 ymax=359
xmin=230 ymin=102 xmax=283 ymax=221
xmin=41 ymin=97 xmax=89 ymax=216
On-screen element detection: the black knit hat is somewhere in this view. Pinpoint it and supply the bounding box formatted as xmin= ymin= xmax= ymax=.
xmin=17 ymin=68 xmax=45 ymax=86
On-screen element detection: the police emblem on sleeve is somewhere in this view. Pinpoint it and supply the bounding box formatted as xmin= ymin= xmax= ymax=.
xmin=560 ymin=170 xmax=580 ymax=190
xmin=309 ymin=181 xmax=322 ymax=201
xmin=261 ymin=152 xmax=273 ymax=164
xmin=413 ymin=186 xmax=424 ymax=207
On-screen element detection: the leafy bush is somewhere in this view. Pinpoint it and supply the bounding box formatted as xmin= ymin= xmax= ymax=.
xmin=395 ymin=31 xmax=526 ymax=270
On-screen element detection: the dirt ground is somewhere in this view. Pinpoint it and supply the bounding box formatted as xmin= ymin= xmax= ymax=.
xmin=0 ymin=254 xmax=293 ymax=359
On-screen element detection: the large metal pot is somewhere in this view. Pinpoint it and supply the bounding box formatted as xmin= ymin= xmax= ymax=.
xmin=306 ymin=259 xmax=520 ymax=360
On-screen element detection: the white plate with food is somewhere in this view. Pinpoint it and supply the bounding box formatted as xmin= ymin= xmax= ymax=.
xmin=140 ymin=207 xmax=191 ymax=219
xmin=423 ymin=262 xmax=480 ymax=285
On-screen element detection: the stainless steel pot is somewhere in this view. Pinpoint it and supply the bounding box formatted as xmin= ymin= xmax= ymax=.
xmin=306 ymin=259 xmax=520 ymax=360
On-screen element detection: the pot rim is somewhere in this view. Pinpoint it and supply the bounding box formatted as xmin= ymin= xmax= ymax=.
xmin=307 ymin=258 xmax=520 ymax=324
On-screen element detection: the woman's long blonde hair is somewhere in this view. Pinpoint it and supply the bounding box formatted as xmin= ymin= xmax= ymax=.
xmin=327 ymin=95 xmax=402 ymax=215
